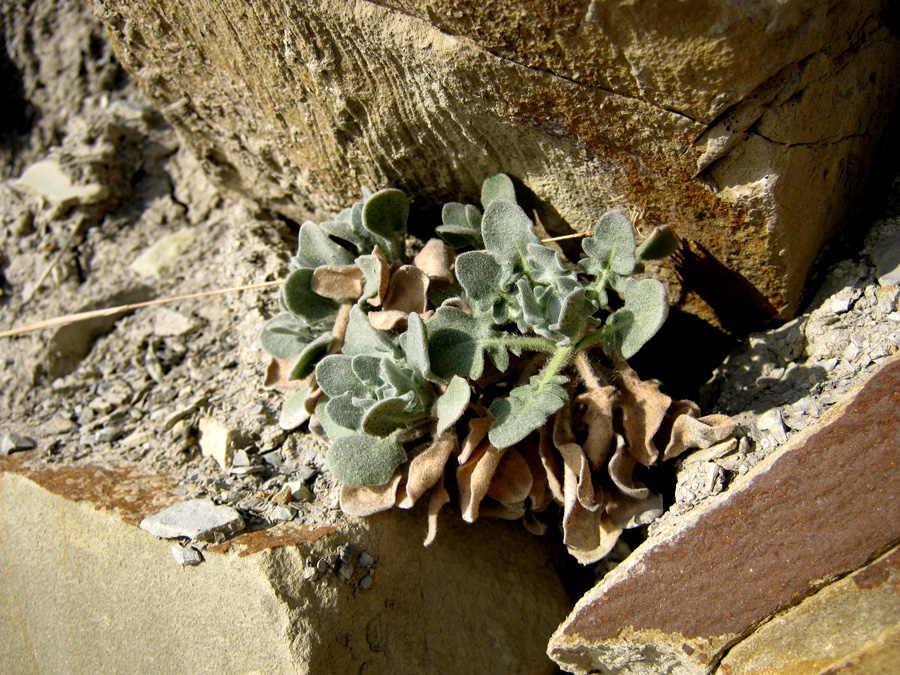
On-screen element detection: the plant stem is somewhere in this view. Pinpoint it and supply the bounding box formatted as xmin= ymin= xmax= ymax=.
xmin=575 ymin=327 xmax=609 ymax=352
xmin=539 ymin=344 xmax=574 ymax=386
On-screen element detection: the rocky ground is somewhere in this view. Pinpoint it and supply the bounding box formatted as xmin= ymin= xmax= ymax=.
xmin=2 ymin=0 xmax=899 ymax=601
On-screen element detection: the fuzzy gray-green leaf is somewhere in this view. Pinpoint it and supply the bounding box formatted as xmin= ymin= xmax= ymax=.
xmin=324 ymin=393 xmax=366 ymax=434
xmin=488 ymin=376 xmax=568 ymax=449
xmin=551 ymin=287 xmax=600 ymax=341
xmin=604 ymin=278 xmax=668 ymax=359
xmin=362 ymin=188 xmax=408 ymax=262
xmin=455 ymin=250 xmax=506 ymax=313
xmin=362 ymin=395 xmax=429 ymax=437
xmin=282 ymin=268 xmax=339 ymax=323
xmin=296 ymin=221 xmax=355 ymax=268
xmin=399 ymin=312 xmax=432 ymax=380
xmin=315 ymin=355 xmax=369 ymax=399
xmin=289 ymin=332 xmax=333 ymax=379
xmin=481 ymin=172 xmax=516 ymax=206
xmin=435 ymin=376 xmax=470 ymax=435
xmin=582 ymin=210 xmax=637 ymax=276
xmin=325 ymin=432 xmax=407 ymax=487
xmin=481 ymin=200 xmax=541 ymax=275
xmin=437 ymin=202 xmax=484 ymax=249
xmin=278 ymin=387 xmax=310 ymax=431
xmin=636 ymin=225 xmax=679 ymax=261
xmin=316 ymin=396 xmax=359 ymax=439
xmin=425 ymin=306 xmax=509 ymax=381
xmin=342 ymin=305 xmax=397 ymax=357
xmin=259 ymin=313 xmax=311 ymax=361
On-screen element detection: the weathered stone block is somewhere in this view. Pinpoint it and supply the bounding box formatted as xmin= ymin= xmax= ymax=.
xmin=0 ymin=455 xmax=569 ymax=674
xmin=88 ymin=0 xmax=900 ymax=322
xmin=547 ymin=354 xmax=900 ymax=674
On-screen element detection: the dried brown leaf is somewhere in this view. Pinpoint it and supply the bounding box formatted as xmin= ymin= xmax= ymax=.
xmin=521 ymin=436 xmax=552 ymax=512
xmin=459 ymin=414 xmax=493 ymax=464
xmin=606 ymin=490 xmax=664 ymax=529
xmin=423 ymin=476 xmax=450 ymax=547
xmin=479 ymin=502 xmax=527 ymax=520
xmin=616 ymin=358 xmax=671 ymax=466
xmin=553 ymin=406 xmax=601 ymax=511
xmin=487 ymin=448 xmax=533 ymax=504
xmin=608 ymin=435 xmax=650 ymax=500
xmin=383 ymin=264 xmax=429 ymax=315
xmin=365 ymin=246 xmax=391 ymax=307
xmin=522 ymin=510 xmax=547 ymax=536
xmin=573 ymin=352 xmax=617 ymax=468
xmin=397 ymin=434 xmax=457 ymax=508
xmin=264 ymin=358 xmax=306 ymax=389
xmin=311 ymin=264 xmax=364 ymax=302
xmin=413 ymin=238 xmax=454 ymax=283
xmin=457 ymin=442 xmax=505 ymax=522
xmin=566 ymin=511 xmax=623 ymax=565
xmin=339 ymin=472 xmax=403 ymax=517
xmin=662 ymin=413 xmax=738 ymax=461
xmin=368 ymin=309 xmax=410 ymax=332
xmin=538 ymin=424 xmax=565 ymax=503
xmin=575 ymin=387 xmax=617 ymax=468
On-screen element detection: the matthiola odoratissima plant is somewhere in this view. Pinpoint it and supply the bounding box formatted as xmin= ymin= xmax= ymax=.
xmin=260 ymin=174 xmax=735 ymax=562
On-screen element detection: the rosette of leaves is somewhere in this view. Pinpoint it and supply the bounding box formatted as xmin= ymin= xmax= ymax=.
xmin=430 ymin=200 xmax=679 ymax=451
xmin=261 ymin=174 xmax=736 ymax=563
xmin=259 ymin=187 xmax=410 ymax=402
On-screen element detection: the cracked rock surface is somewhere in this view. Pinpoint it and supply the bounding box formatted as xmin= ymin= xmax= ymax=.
xmin=88 ymin=0 xmax=900 ymax=322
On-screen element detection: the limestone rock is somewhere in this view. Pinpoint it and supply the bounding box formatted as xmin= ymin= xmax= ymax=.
xmin=129 ymin=228 xmax=197 ymax=279
xmin=548 ymin=354 xmax=900 ymax=674
xmin=140 ymin=499 xmax=245 ymax=541
xmin=89 ymin=0 xmax=900 ymax=322
xmin=13 ymin=159 xmax=104 ymax=206
xmin=197 ymin=417 xmax=235 ymax=470
xmin=1 ymin=456 xmax=570 ymax=675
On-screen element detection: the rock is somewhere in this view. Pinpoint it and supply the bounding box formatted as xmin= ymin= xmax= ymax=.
xmin=269 ymin=504 xmax=295 ymax=522
xmin=128 ymin=228 xmax=196 ymax=279
xmin=719 ymin=545 xmax=900 ymax=675
xmin=272 ymin=485 xmax=293 ymax=505
xmin=171 ymin=543 xmax=203 ymax=566
xmin=756 ymin=408 xmax=788 ymax=445
xmin=871 ymin=232 xmax=900 ymax=287
xmin=44 ymin=285 xmax=154 ymax=381
xmin=139 ymin=498 xmax=245 ymax=541
xmin=151 ymin=307 xmax=200 ymax=337
xmin=197 ymin=417 xmax=234 ymax=470
xmin=93 ymin=0 xmax=900 ymax=323
xmin=1 ymin=460 xmax=570 ymax=675
xmin=285 ymin=481 xmax=313 ymax=503
xmin=43 ymin=415 xmax=78 ymax=435
xmin=1 ymin=433 xmax=36 ymax=456
xmin=13 ymin=158 xmax=104 ymax=207
xmin=548 ymin=355 xmax=900 ymax=674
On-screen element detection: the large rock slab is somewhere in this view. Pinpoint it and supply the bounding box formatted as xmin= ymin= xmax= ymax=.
xmin=547 ymin=354 xmax=900 ymax=674
xmin=0 ymin=453 xmax=569 ymax=675
xmin=88 ymin=0 xmax=900 ymax=321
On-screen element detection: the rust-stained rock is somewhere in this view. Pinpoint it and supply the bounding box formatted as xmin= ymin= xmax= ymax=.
xmin=0 ymin=455 xmax=569 ymax=675
xmin=548 ymin=354 xmax=900 ymax=675
xmin=718 ymin=545 xmax=900 ymax=675
xmin=88 ymin=0 xmax=900 ymax=322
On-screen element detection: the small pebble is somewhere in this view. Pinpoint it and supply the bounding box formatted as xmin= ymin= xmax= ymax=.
xmin=358 ymin=551 xmax=374 ymax=567
xmin=1 ymin=432 xmax=37 ymax=455
xmin=171 ymin=544 xmax=203 ymax=566
xmin=359 ymin=575 xmax=373 ymax=590
xmin=269 ymin=504 xmax=295 ymax=522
